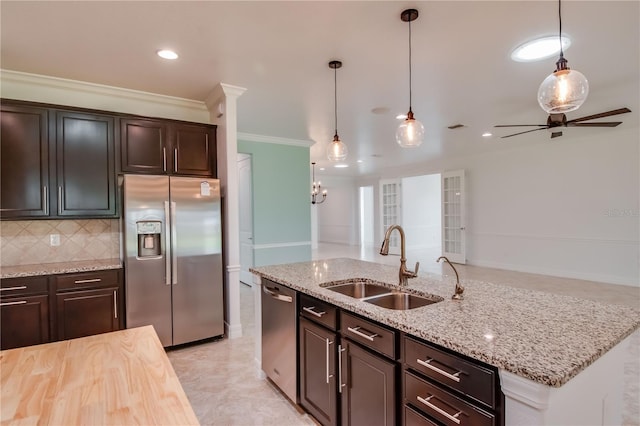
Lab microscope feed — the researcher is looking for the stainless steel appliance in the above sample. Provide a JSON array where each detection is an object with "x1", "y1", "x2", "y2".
[
  {"x1": 123, "y1": 175, "x2": 224, "y2": 347},
  {"x1": 261, "y1": 280, "x2": 297, "y2": 402}
]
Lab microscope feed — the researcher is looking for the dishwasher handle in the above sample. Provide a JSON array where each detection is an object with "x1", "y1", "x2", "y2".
[{"x1": 263, "y1": 285, "x2": 293, "y2": 303}]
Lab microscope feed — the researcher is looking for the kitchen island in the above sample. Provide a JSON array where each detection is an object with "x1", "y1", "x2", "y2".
[
  {"x1": 251, "y1": 258, "x2": 640, "y2": 425},
  {"x1": 0, "y1": 325, "x2": 198, "y2": 425}
]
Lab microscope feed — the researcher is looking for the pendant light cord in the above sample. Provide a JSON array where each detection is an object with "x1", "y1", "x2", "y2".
[
  {"x1": 408, "y1": 16, "x2": 413, "y2": 113},
  {"x1": 334, "y1": 66, "x2": 338, "y2": 137},
  {"x1": 558, "y1": 0, "x2": 563, "y2": 56}
]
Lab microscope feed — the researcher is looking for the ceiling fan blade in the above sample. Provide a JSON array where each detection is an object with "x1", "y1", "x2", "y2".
[
  {"x1": 494, "y1": 124, "x2": 547, "y2": 128},
  {"x1": 568, "y1": 108, "x2": 631, "y2": 123},
  {"x1": 500, "y1": 128, "x2": 548, "y2": 138},
  {"x1": 570, "y1": 122, "x2": 623, "y2": 127},
  {"x1": 550, "y1": 131, "x2": 563, "y2": 139}
]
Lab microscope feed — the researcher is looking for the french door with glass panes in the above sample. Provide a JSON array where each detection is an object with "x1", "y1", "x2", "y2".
[
  {"x1": 442, "y1": 170, "x2": 466, "y2": 264},
  {"x1": 380, "y1": 179, "x2": 401, "y2": 255}
]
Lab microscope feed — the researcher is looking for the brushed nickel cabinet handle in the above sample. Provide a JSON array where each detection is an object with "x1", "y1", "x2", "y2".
[
  {"x1": 338, "y1": 345, "x2": 346, "y2": 393},
  {"x1": 417, "y1": 358, "x2": 461, "y2": 382},
  {"x1": 162, "y1": 147, "x2": 167, "y2": 172},
  {"x1": 113, "y1": 290, "x2": 118, "y2": 319},
  {"x1": 0, "y1": 286, "x2": 27, "y2": 292},
  {"x1": 302, "y1": 306, "x2": 326, "y2": 318},
  {"x1": 57, "y1": 186, "x2": 62, "y2": 214},
  {"x1": 0, "y1": 300, "x2": 28, "y2": 307},
  {"x1": 417, "y1": 395, "x2": 462, "y2": 424},
  {"x1": 43, "y1": 186, "x2": 48, "y2": 215},
  {"x1": 347, "y1": 326, "x2": 378, "y2": 342},
  {"x1": 74, "y1": 278, "x2": 101, "y2": 284},
  {"x1": 325, "y1": 338, "x2": 334, "y2": 384},
  {"x1": 174, "y1": 148, "x2": 178, "y2": 173}
]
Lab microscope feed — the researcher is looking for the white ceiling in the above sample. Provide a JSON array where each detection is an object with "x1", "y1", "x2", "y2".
[{"x1": 1, "y1": 1, "x2": 638, "y2": 176}]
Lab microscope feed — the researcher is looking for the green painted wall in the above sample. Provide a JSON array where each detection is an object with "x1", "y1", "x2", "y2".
[{"x1": 238, "y1": 140, "x2": 311, "y2": 266}]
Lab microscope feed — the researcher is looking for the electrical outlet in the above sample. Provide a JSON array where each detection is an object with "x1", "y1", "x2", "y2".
[{"x1": 50, "y1": 234, "x2": 61, "y2": 246}]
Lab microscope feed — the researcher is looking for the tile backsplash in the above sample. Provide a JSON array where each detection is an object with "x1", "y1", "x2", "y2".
[{"x1": 0, "y1": 219, "x2": 120, "y2": 267}]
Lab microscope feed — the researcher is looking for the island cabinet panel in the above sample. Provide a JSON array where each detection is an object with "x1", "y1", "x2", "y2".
[
  {"x1": 299, "y1": 317, "x2": 338, "y2": 426},
  {"x1": 0, "y1": 103, "x2": 50, "y2": 218},
  {"x1": 340, "y1": 339, "x2": 397, "y2": 426},
  {"x1": 0, "y1": 276, "x2": 51, "y2": 350},
  {"x1": 54, "y1": 269, "x2": 123, "y2": 341},
  {"x1": 55, "y1": 111, "x2": 117, "y2": 218},
  {"x1": 120, "y1": 118, "x2": 217, "y2": 177}
]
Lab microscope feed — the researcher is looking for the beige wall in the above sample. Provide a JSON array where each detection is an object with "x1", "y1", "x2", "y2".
[{"x1": 0, "y1": 219, "x2": 120, "y2": 267}]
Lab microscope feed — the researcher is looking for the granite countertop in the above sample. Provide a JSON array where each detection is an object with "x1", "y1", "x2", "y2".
[
  {"x1": 1, "y1": 259, "x2": 122, "y2": 279},
  {"x1": 251, "y1": 258, "x2": 640, "y2": 388}
]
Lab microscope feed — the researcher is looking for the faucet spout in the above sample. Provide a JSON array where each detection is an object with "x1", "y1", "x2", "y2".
[
  {"x1": 380, "y1": 225, "x2": 419, "y2": 286},
  {"x1": 436, "y1": 256, "x2": 464, "y2": 300}
]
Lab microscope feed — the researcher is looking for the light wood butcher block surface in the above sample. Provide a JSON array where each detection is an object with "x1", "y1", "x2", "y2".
[{"x1": 0, "y1": 325, "x2": 199, "y2": 425}]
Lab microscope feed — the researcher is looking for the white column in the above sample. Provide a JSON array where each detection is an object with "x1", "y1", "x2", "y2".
[{"x1": 206, "y1": 83, "x2": 247, "y2": 339}]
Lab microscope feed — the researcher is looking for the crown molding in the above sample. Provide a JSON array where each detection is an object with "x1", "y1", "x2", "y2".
[
  {"x1": 238, "y1": 132, "x2": 314, "y2": 148},
  {"x1": 0, "y1": 69, "x2": 209, "y2": 113}
]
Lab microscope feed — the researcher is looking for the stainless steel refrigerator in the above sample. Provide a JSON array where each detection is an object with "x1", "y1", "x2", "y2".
[{"x1": 123, "y1": 174, "x2": 224, "y2": 347}]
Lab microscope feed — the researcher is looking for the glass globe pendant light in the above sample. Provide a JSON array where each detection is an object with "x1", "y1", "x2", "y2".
[
  {"x1": 396, "y1": 9, "x2": 424, "y2": 148},
  {"x1": 537, "y1": 0, "x2": 589, "y2": 114},
  {"x1": 327, "y1": 60, "x2": 348, "y2": 162}
]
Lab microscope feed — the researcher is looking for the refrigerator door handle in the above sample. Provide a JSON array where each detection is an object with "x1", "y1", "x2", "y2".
[
  {"x1": 171, "y1": 201, "x2": 178, "y2": 285},
  {"x1": 164, "y1": 201, "x2": 171, "y2": 285}
]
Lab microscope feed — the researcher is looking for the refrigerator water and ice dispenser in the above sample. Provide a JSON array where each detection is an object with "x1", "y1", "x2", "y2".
[{"x1": 136, "y1": 221, "x2": 162, "y2": 258}]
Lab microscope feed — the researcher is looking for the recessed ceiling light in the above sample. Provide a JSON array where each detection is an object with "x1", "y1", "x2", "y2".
[
  {"x1": 157, "y1": 49, "x2": 178, "y2": 60},
  {"x1": 511, "y1": 36, "x2": 571, "y2": 62},
  {"x1": 396, "y1": 114, "x2": 407, "y2": 120},
  {"x1": 482, "y1": 132, "x2": 493, "y2": 137},
  {"x1": 371, "y1": 107, "x2": 390, "y2": 115},
  {"x1": 357, "y1": 160, "x2": 363, "y2": 163},
  {"x1": 319, "y1": 167, "x2": 325, "y2": 171},
  {"x1": 334, "y1": 164, "x2": 349, "y2": 168}
]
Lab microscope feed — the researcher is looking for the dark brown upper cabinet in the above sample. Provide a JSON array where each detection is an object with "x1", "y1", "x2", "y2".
[
  {"x1": 121, "y1": 118, "x2": 216, "y2": 177},
  {"x1": 1, "y1": 100, "x2": 118, "y2": 220},
  {"x1": 0, "y1": 103, "x2": 50, "y2": 218},
  {"x1": 55, "y1": 111, "x2": 117, "y2": 217}
]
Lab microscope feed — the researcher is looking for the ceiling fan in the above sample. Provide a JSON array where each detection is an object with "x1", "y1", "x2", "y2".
[{"x1": 494, "y1": 108, "x2": 631, "y2": 139}]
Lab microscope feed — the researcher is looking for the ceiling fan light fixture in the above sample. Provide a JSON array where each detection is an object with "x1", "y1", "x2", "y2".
[
  {"x1": 396, "y1": 9, "x2": 424, "y2": 148},
  {"x1": 327, "y1": 60, "x2": 349, "y2": 162},
  {"x1": 537, "y1": 0, "x2": 589, "y2": 114}
]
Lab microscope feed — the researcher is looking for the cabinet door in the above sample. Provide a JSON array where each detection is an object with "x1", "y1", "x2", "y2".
[
  {"x1": 299, "y1": 317, "x2": 338, "y2": 426},
  {"x1": 55, "y1": 111, "x2": 117, "y2": 217},
  {"x1": 120, "y1": 118, "x2": 168, "y2": 174},
  {"x1": 341, "y1": 340, "x2": 397, "y2": 426},
  {"x1": 56, "y1": 287, "x2": 119, "y2": 340},
  {"x1": 170, "y1": 123, "x2": 216, "y2": 176},
  {"x1": 0, "y1": 295, "x2": 50, "y2": 350},
  {"x1": 0, "y1": 103, "x2": 50, "y2": 218}
]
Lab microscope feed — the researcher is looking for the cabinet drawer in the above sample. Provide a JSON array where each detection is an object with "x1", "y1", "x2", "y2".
[
  {"x1": 404, "y1": 336, "x2": 495, "y2": 409},
  {"x1": 0, "y1": 276, "x2": 48, "y2": 297},
  {"x1": 299, "y1": 293, "x2": 337, "y2": 330},
  {"x1": 405, "y1": 371, "x2": 495, "y2": 426},
  {"x1": 404, "y1": 405, "x2": 439, "y2": 426},
  {"x1": 55, "y1": 269, "x2": 120, "y2": 291},
  {"x1": 341, "y1": 311, "x2": 397, "y2": 359}
]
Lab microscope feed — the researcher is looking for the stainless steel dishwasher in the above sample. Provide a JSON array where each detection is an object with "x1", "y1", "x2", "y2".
[{"x1": 261, "y1": 279, "x2": 297, "y2": 402}]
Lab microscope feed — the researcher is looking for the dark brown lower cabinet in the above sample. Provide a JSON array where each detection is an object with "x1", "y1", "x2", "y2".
[
  {"x1": 340, "y1": 339, "x2": 396, "y2": 426},
  {"x1": 0, "y1": 294, "x2": 50, "y2": 350},
  {"x1": 56, "y1": 287, "x2": 120, "y2": 340},
  {"x1": 299, "y1": 317, "x2": 338, "y2": 426}
]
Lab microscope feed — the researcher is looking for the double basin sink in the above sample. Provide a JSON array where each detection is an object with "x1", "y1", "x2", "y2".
[{"x1": 325, "y1": 281, "x2": 441, "y2": 310}]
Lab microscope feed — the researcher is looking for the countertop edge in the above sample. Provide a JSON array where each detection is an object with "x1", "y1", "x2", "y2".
[{"x1": 1, "y1": 260, "x2": 123, "y2": 279}]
